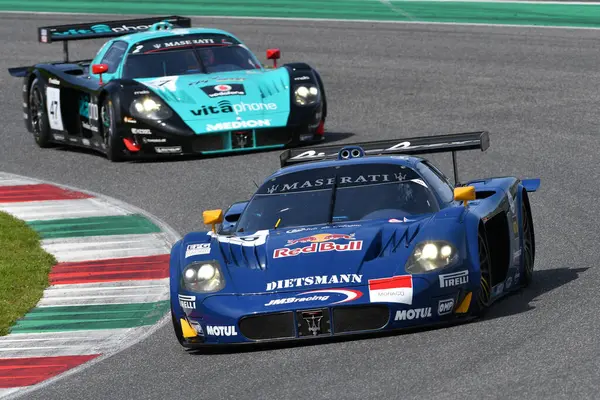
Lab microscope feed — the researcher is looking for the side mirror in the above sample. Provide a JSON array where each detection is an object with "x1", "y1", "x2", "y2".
[
  {"x1": 91, "y1": 63, "x2": 109, "y2": 85},
  {"x1": 203, "y1": 209, "x2": 224, "y2": 232},
  {"x1": 454, "y1": 186, "x2": 476, "y2": 207},
  {"x1": 266, "y1": 48, "x2": 281, "y2": 68}
]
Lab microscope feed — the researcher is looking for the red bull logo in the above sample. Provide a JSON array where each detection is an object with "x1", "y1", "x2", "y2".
[
  {"x1": 274, "y1": 240, "x2": 363, "y2": 259},
  {"x1": 286, "y1": 233, "x2": 355, "y2": 246}
]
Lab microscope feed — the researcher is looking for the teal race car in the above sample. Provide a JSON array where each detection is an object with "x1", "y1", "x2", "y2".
[{"x1": 8, "y1": 16, "x2": 327, "y2": 161}]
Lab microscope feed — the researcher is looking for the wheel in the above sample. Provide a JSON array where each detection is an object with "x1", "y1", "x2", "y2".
[
  {"x1": 521, "y1": 197, "x2": 535, "y2": 287},
  {"x1": 100, "y1": 97, "x2": 126, "y2": 162},
  {"x1": 28, "y1": 78, "x2": 53, "y2": 148},
  {"x1": 473, "y1": 230, "x2": 492, "y2": 317},
  {"x1": 171, "y1": 305, "x2": 185, "y2": 346}
]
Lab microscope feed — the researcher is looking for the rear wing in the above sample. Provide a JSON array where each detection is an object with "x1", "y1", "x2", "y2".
[
  {"x1": 279, "y1": 131, "x2": 490, "y2": 184},
  {"x1": 37, "y1": 15, "x2": 191, "y2": 62}
]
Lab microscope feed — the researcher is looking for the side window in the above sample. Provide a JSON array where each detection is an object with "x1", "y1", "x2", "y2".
[
  {"x1": 100, "y1": 41, "x2": 128, "y2": 74},
  {"x1": 416, "y1": 161, "x2": 455, "y2": 204}
]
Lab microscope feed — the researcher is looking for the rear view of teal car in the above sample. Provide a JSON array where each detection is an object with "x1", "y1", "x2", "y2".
[{"x1": 8, "y1": 16, "x2": 327, "y2": 161}]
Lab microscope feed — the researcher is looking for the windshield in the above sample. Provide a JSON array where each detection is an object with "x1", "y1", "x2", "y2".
[
  {"x1": 236, "y1": 164, "x2": 439, "y2": 233},
  {"x1": 122, "y1": 40, "x2": 261, "y2": 79}
]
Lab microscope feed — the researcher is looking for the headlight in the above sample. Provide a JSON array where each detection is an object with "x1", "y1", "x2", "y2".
[
  {"x1": 181, "y1": 261, "x2": 225, "y2": 293},
  {"x1": 129, "y1": 96, "x2": 173, "y2": 120},
  {"x1": 405, "y1": 241, "x2": 458, "y2": 274},
  {"x1": 294, "y1": 84, "x2": 319, "y2": 106}
]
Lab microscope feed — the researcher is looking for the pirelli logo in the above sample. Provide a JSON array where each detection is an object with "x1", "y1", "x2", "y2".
[{"x1": 439, "y1": 270, "x2": 469, "y2": 288}]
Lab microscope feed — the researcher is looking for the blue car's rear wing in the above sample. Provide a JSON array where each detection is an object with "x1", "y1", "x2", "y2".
[
  {"x1": 279, "y1": 131, "x2": 490, "y2": 184},
  {"x1": 36, "y1": 15, "x2": 191, "y2": 62}
]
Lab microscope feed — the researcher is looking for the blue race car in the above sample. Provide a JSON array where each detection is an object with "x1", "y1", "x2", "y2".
[
  {"x1": 169, "y1": 131, "x2": 540, "y2": 347},
  {"x1": 8, "y1": 16, "x2": 326, "y2": 161}
]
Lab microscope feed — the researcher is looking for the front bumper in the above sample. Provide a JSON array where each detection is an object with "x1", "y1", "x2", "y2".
[
  {"x1": 121, "y1": 124, "x2": 323, "y2": 157},
  {"x1": 175, "y1": 279, "x2": 476, "y2": 347}
]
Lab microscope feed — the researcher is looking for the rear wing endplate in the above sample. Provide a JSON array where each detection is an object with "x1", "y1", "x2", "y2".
[
  {"x1": 37, "y1": 15, "x2": 191, "y2": 62},
  {"x1": 279, "y1": 131, "x2": 490, "y2": 184}
]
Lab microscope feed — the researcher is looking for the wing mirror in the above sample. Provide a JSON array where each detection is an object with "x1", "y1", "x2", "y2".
[
  {"x1": 454, "y1": 186, "x2": 476, "y2": 207},
  {"x1": 91, "y1": 63, "x2": 109, "y2": 85},
  {"x1": 266, "y1": 48, "x2": 281, "y2": 68},
  {"x1": 203, "y1": 209, "x2": 224, "y2": 232}
]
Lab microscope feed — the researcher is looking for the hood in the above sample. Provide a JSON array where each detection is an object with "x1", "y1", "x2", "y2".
[
  {"x1": 190, "y1": 210, "x2": 466, "y2": 294},
  {"x1": 134, "y1": 69, "x2": 291, "y2": 134}
]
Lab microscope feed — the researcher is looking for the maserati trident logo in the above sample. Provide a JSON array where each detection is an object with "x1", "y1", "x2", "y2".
[
  {"x1": 302, "y1": 310, "x2": 324, "y2": 336},
  {"x1": 235, "y1": 132, "x2": 249, "y2": 148}
]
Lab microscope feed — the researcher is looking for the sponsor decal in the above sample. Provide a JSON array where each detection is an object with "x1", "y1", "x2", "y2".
[
  {"x1": 206, "y1": 119, "x2": 271, "y2": 132},
  {"x1": 178, "y1": 294, "x2": 196, "y2": 309},
  {"x1": 265, "y1": 289, "x2": 362, "y2": 306},
  {"x1": 48, "y1": 78, "x2": 60, "y2": 85},
  {"x1": 81, "y1": 121, "x2": 98, "y2": 133},
  {"x1": 132, "y1": 128, "x2": 151, "y2": 135},
  {"x1": 294, "y1": 75, "x2": 310, "y2": 81},
  {"x1": 191, "y1": 100, "x2": 277, "y2": 117},
  {"x1": 82, "y1": 138, "x2": 90, "y2": 146},
  {"x1": 185, "y1": 243, "x2": 211, "y2": 258},
  {"x1": 266, "y1": 274, "x2": 363, "y2": 291},
  {"x1": 52, "y1": 134, "x2": 65, "y2": 141},
  {"x1": 68, "y1": 137, "x2": 78, "y2": 143},
  {"x1": 273, "y1": 241, "x2": 363, "y2": 259},
  {"x1": 368, "y1": 275, "x2": 413, "y2": 304},
  {"x1": 389, "y1": 217, "x2": 410, "y2": 223},
  {"x1": 492, "y1": 283, "x2": 504, "y2": 297},
  {"x1": 411, "y1": 179, "x2": 428, "y2": 188},
  {"x1": 164, "y1": 38, "x2": 215, "y2": 47},
  {"x1": 286, "y1": 227, "x2": 318, "y2": 234},
  {"x1": 512, "y1": 249, "x2": 522, "y2": 264},
  {"x1": 394, "y1": 307, "x2": 432, "y2": 321},
  {"x1": 216, "y1": 77, "x2": 245, "y2": 82},
  {"x1": 52, "y1": 23, "x2": 152, "y2": 37},
  {"x1": 201, "y1": 83, "x2": 245, "y2": 98},
  {"x1": 265, "y1": 173, "x2": 410, "y2": 194},
  {"x1": 143, "y1": 138, "x2": 166, "y2": 143},
  {"x1": 438, "y1": 298, "x2": 454, "y2": 315},
  {"x1": 439, "y1": 270, "x2": 469, "y2": 288},
  {"x1": 206, "y1": 325, "x2": 238, "y2": 337},
  {"x1": 155, "y1": 146, "x2": 182, "y2": 154},
  {"x1": 287, "y1": 233, "x2": 355, "y2": 246},
  {"x1": 215, "y1": 84, "x2": 232, "y2": 92},
  {"x1": 134, "y1": 90, "x2": 149, "y2": 95},
  {"x1": 124, "y1": 116, "x2": 137, "y2": 124}
]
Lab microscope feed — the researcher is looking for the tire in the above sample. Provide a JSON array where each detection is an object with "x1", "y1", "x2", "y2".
[
  {"x1": 521, "y1": 196, "x2": 535, "y2": 287},
  {"x1": 472, "y1": 230, "x2": 492, "y2": 317},
  {"x1": 171, "y1": 305, "x2": 186, "y2": 346},
  {"x1": 28, "y1": 78, "x2": 53, "y2": 148},
  {"x1": 100, "y1": 97, "x2": 126, "y2": 162}
]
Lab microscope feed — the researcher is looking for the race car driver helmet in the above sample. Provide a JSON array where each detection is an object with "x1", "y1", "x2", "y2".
[{"x1": 199, "y1": 48, "x2": 216, "y2": 67}]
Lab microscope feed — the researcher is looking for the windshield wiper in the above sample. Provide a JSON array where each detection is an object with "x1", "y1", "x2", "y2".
[{"x1": 327, "y1": 175, "x2": 338, "y2": 224}]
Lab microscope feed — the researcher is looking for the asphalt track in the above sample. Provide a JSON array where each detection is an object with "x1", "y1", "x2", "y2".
[{"x1": 1, "y1": 13, "x2": 599, "y2": 400}]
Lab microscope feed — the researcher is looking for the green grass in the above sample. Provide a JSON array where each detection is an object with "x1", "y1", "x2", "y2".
[{"x1": 0, "y1": 211, "x2": 56, "y2": 336}]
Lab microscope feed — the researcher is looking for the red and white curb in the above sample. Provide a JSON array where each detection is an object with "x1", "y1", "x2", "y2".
[{"x1": 0, "y1": 172, "x2": 180, "y2": 399}]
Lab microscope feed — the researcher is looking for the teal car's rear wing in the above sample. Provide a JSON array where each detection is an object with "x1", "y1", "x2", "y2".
[
  {"x1": 37, "y1": 15, "x2": 191, "y2": 62},
  {"x1": 279, "y1": 131, "x2": 490, "y2": 184}
]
